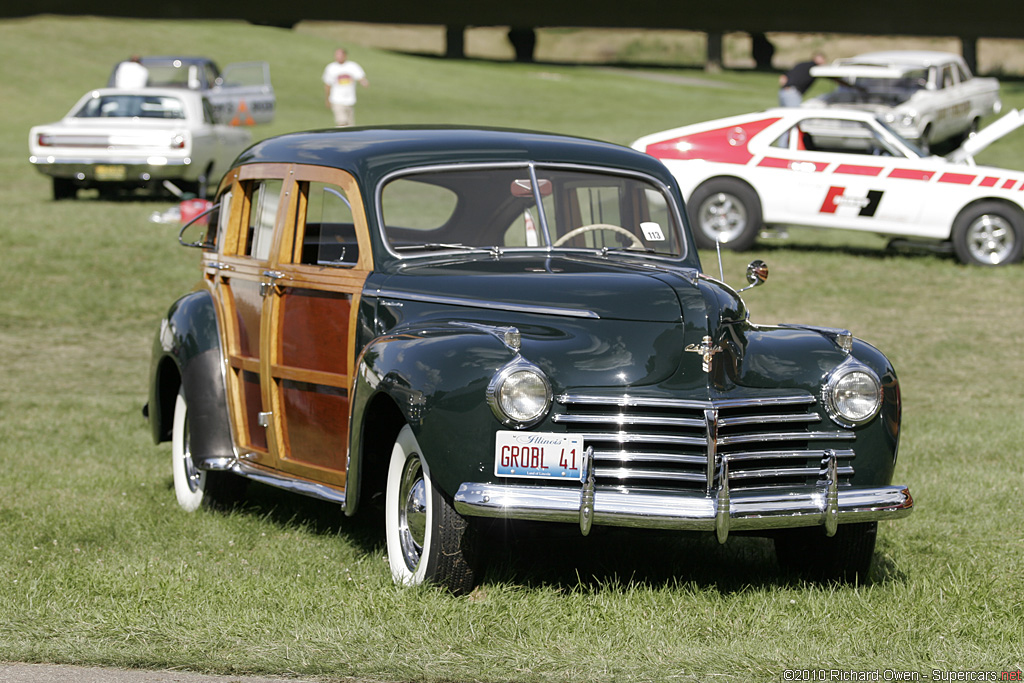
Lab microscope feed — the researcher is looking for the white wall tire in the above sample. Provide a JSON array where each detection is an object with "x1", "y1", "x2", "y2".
[
  {"x1": 171, "y1": 388, "x2": 206, "y2": 512},
  {"x1": 384, "y1": 425, "x2": 479, "y2": 594}
]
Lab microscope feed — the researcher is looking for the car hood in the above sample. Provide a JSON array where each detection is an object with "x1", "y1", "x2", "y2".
[
  {"x1": 375, "y1": 254, "x2": 707, "y2": 323},
  {"x1": 947, "y1": 108, "x2": 1024, "y2": 163}
]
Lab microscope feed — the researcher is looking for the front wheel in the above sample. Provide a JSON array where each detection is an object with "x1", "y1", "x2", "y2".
[
  {"x1": 774, "y1": 521, "x2": 877, "y2": 584},
  {"x1": 951, "y1": 201, "x2": 1024, "y2": 266},
  {"x1": 171, "y1": 387, "x2": 245, "y2": 511},
  {"x1": 687, "y1": 179, "x2": 762, "y2": 250},
  {"x1": 385, "y1": 425, "x2": 479, "y2": 594}
]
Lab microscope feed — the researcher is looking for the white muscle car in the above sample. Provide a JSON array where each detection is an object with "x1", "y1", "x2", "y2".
[
  {"x1": 632, "y1": 106, "x2": 1024, "y2": 266},
  {"x1": 108, "y1": 57, "x2": 275, "y2": 126},
  {"x1": 29, "y1": 88, "x2": 251, "y2": 200},
  {"x1": 805, "y1": 51, "x2": 1001, "y2": 154}
]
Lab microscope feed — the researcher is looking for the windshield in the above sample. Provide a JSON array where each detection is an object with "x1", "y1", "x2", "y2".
[
  {"x1": 380, "y1": 165, "x2": 685, "y2": 258},
  {"x1": 74, "y1": 94, "x2": 186, "y2": 119},
  {"x1": 874, "y1": 117, "x2": 926, "y2": 157}
]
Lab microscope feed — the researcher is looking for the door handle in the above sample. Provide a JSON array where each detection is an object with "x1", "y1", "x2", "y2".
[{"x1": 260, "y1": 270, "x2": 289, "y2": 297}]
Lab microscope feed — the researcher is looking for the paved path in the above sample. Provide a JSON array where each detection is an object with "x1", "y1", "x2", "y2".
[{"x1": 0, "y1": 664, "x2": 327, "y2": 683}]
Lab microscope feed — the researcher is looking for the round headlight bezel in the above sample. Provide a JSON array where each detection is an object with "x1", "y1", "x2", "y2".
[
  {"x1": 487, "y1": 358, "x2": 552, "y2": 429},
  {"x1": 822, "y1": 360, "x2": 883, "y2": 427}
]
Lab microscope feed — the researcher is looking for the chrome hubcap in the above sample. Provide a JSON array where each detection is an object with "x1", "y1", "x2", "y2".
[
  {"x1": 397, "y1": 456, "x2": 428, "y2": 571},
  {"x1": 699, "y1": 192, "x2": 747, "y2": 243},
  {"x1": 967, "y1": 214, "x2": 1014, "y2": 264}
]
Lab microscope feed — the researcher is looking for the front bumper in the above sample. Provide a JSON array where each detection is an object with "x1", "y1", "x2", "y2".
[
  {"x1": 28, "y1": 155, "x2": 192, "y2": 181},
  {"x1": 455, "y1": 481, "x2": 912, "y2": 542}
]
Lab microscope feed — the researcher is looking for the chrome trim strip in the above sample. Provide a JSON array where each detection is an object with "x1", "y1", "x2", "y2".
[
  {"x1": 718, "y1": 413, "x2": 820, "y2": 427},
  {"x1": 230, "y1": 461, "x2": 347, "y2": 505},
  {"x1": 727, "y1": 448, "x2": 855, "y2": 462},
  {"x1": 596, "y1": 467, "x2": 706, "y2": 482},
  {"x1": 557, "y1": 393, "x2": 816, "y2": 410},
  {"x1": 454, "y1": 482, "x2": 913, "y2": 533},
  {"x1": 552, "y1": 413, "x2": 706, "y2": 428},
  {"x1": 718, "y1": 430, "x2": 855, "y2": 445},
  {"x1": 593, "y1": 450, "x2": 707, "y2": 465},
  {"x1": 373, "y1": 289, "x2": 600, "y2": 319},
  {"x1": 577, "y1": 432, "x2": 707, "y2": 446}
]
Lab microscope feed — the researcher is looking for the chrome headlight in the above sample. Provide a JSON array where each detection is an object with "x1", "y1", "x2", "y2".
[
  {"x1": 823, "y1": 360, "x2": 882, "y2": 427},
  {"x1": 487, "y1": 358, "x2": 551, "y2": 429}
]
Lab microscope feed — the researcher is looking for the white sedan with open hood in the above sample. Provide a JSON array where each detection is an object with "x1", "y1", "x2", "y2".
[
  {"x1": 28, "y1": 88, "x2": 251, "y2": 200},
  {"x1": 805, "y1": 51, "x2": 1000, "y2": 154},
  {"x1": 632, "y1": 106, "x2": 1024, "y2": 265}
]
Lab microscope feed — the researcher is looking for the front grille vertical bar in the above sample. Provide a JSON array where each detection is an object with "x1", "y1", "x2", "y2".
[{"x1": 704, "y1": 408, "x2": 719, "y2": 494}]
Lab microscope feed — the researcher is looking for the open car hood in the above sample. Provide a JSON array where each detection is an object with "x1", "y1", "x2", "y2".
[
  {"x1": 947, "y1": 109, "x2": 1024, "y2": 164},
  {"x1": 811, "y1": 64, "x2": 912, "y2": 79}
]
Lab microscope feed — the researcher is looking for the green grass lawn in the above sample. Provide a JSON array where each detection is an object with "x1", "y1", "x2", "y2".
[{"x1": 1, "y1": 15, "x2": 1023, "y2": 683}]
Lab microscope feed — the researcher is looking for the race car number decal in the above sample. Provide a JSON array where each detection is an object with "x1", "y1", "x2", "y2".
[{"x1": 820, "y1": 186, "x2": 884, "y2": 217}]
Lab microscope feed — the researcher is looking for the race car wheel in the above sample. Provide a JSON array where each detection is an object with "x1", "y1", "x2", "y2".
[
  {"x1": 688, "y1": 179, "x2": 762, "y2": 251},
  {"x1": 952, "y1": 201, "x2": 1024, "y2": 266},
  {"x1": 774, "y1": 521, "x2": 877, "y2": 584},
  {"x1": 385, "y1": 425, "x2": 480, "y2": 594}
]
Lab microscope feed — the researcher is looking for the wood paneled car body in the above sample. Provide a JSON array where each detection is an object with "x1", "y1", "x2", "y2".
[{"x1": 146, "y1": 127, "x2": 913, "y2": 592}]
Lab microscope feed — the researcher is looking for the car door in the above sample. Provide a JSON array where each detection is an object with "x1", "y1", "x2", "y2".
[
  {"x1": 756, "y1": 116, "x2": 930, "y2": 235},
  {"x1": 207, "y1": 164, "x2": 288, "y2": 470},
  {"x1": 209, "y1": 62, "x2": 275, "y2": 125},
  {"x1": 260, "y1": 165, "x2": 372, "y2": 488}
]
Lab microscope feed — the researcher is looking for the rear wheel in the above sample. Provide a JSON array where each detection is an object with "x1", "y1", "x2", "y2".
[
  {"x1": 952, "y1": 201, "x2": 1024, "y2": 266},
  {"x1": 687, "y1": 179, "x2": 762, "y2": 250},
  {"x1": 52, "y1": 178, "x2": 75, "y2": 200},
  {"x1": 774, "y1": 522, "x2": 877, "y2": 584},
  {"x1": 385, "y1": 425, "x2": 479, "y2": 594},
  {"x1": 171, "y1": 387, "x2": 245, "y2": 511}
]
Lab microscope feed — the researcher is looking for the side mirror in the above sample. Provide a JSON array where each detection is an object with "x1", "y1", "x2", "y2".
[{"x1": 738, "y1": 259, "x2": 768, "y2": 292}]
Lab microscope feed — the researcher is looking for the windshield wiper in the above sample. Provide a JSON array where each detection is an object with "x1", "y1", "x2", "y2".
[{"x1": 396, "y1": 243, "x2": 503, "y2": 257}]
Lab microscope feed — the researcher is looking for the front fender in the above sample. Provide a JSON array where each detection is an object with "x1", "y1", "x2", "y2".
[
  {"x1": 349, "y1": 325, "x2": 519, "y2": 509},
  {"x1": 147, "y1": 288, "x2": 235, "y2": 465}
]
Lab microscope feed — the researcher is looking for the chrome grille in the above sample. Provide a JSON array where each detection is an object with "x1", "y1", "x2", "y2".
[{"x1": 553, "y1": 393, "x2": 855, "y2": 491}]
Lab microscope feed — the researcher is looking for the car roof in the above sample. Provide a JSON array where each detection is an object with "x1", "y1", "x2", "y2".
[
  {"x1": 837, "y1": 50, "x2": 961, "y2": 68},
  {"x1": 79, "y1": 87, "x2": 204, "y2": 100},
  {"x1": 234, "y1": 126, "x2": 680, "y2": 190}
]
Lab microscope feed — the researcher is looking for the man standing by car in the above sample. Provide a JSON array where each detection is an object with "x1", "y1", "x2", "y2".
[
  {"x1": 322, "y1": 48, "x2": 369, "y2": 127},
  {"x1": 778, "y1": 52, "x2": 826, "y2": 106},
  {"x1": 114, "y1": 55, "x2": 148, "y2": 89}
]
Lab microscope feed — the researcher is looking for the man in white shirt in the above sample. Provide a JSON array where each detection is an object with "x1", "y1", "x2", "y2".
[
  {"x1": 322, "y1": 48, "x2": 369, "y2": 127},
  {"x1": 114, "y1": 55, "x2": 149, "y2": 89}
]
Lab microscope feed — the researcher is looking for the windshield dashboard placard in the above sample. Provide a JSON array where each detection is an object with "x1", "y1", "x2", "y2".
[{"x1": 495, "y1": 431, "x2": 584, "y2": 480}]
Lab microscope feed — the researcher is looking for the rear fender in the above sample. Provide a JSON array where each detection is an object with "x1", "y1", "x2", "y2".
[{"x1": 148, "y1": 289, "x2": 235, "y2": 466}]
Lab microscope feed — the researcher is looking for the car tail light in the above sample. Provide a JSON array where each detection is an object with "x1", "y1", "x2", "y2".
[
  {"x1": 170, "y1": 133, "x2": 187, "y2": 149},
  {"x1": 37, "y1": 133, "x2": 54, "y2": 147}
]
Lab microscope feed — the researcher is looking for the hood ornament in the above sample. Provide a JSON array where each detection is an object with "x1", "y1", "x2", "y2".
[{"x1": 686, "y1": 335, "x2": 722, "y2": 373}]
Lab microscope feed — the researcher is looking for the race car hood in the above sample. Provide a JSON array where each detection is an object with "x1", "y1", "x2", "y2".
[{"x1": 947, "y1": 108, "x2": 1024, "y2": 163}]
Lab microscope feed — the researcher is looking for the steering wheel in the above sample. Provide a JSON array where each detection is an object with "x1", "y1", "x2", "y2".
[{"x1": 553, "y1": 223, "x2": 644, "y2": 249}]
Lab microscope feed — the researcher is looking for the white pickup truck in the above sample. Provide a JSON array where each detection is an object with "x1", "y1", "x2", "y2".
[{"x1": 806, "y1": 50, "x2": 1000, "y2": 154}]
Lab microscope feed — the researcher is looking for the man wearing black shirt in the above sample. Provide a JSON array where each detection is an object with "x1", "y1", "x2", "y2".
[{"x1": 779, "y1": 52, "x2": 826, "y2": 106}]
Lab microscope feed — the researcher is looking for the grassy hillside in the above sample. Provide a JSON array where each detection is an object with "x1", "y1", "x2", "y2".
[{"x1": 1, "y1": 15, "x2": 1023, "y2": 683}]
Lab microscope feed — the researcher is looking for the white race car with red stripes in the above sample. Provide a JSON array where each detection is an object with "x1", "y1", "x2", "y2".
[{"x1": 632, "y1": 107, "x2": 1024, "y2": 265}]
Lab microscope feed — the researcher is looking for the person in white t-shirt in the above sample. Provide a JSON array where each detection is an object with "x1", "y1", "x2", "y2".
[
  {"x1": 322, "y1": 48, "x2": 369, "y2": 127},
  {"x1": 114, "y1": 55, "x2": 149, "y2": 89}
]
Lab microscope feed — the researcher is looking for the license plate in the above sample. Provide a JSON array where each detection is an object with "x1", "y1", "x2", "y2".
[
  {"x1": 494, "y1": 431, "x2": 584, "y2": 480},
  {"x1": 94, "y1": 164, "x2": 126, "y2": 181}
]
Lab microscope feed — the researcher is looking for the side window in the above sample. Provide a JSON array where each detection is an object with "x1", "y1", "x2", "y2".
[
  {"x1": 941, "y1": 65, "x2": 955, "y2": 89},
  {"x1": 299, "y1": 182, "x2": 359, "y2": 267},
  {"x1": 245, "y1": 179, "x2": 282, "y2": 260}
]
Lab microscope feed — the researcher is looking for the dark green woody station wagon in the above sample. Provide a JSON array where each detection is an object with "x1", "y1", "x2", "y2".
[{"x1": 146, "y1": 126, "x2": 913, "y2": 593}]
